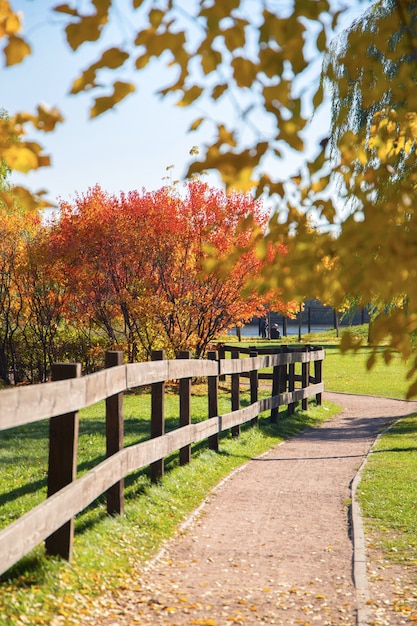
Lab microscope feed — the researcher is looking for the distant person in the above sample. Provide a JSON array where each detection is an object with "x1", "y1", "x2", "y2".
[
  {"x1": 271, "y1": 323, "x2": 280, "y2": 339},
  {"x1": 260, "y1": 317, "x2": 268, "y2": 339}
]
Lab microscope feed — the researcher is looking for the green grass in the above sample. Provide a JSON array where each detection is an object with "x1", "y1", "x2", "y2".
[
  {"x1": 0, "y1": 384, "x2": 336, "y2": 625},
  {"x1": 357, "y1": 414, "x2": 417, "y2": 564},
  {"x1": 323, "y1": 345, "x2": 412, "y2": 398},
  {"x1": 1, "y1": 326, "x2": 417, "y2": 623},
  {"x1": 223, "y1": 324, "x2": 413, "y2": 399}
]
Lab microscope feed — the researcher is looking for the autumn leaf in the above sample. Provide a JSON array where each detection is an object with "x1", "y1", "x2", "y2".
[
  {"x1": 65, "y1": 10, "x2": 109, "y2": 51},
  {"x1": 189, "y1": 118, "x2": 204, "y2": 131},
  {"x1": 90, "y1": 81, "x2": 135, "y2": 117},
  {"x1": 53, "y1": 3, "x2": 78, "y2": 17},
  {"x1": 3, "y1": 144, "x2": 39, "y2": 172},
  {"x1": 177, "y1": 85, "x2": 204, "y2": 107},
  {"x1": 4, "y1": 35, "x2": 31, "y2": 65}
]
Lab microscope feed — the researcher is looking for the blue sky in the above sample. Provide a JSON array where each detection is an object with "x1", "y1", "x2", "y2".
[{"x1": 2, "y1": 1, "x2": 368, "y2": 206}]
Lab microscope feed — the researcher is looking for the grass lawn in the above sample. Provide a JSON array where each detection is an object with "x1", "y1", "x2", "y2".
[
  {"x1": 357, "y1": 414, "x2": 417, "y2": 564},
  {"x1": 323, "y1": 344, "x2": 412, "y2": 398},
  {"x1": 223, "y1": 324, "x2": 413, "y2": 399},
  {"x1": 0, "y1": 326, "x2": 416, "y2": 624}
]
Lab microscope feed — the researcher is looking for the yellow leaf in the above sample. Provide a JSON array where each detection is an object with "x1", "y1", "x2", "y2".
[
  {"x1": 90, "y1": 81, "x2": 135, "y2": 117},
  {"x1": 259, "y1": 45, "x2": 284, "y2": 78},
  {"x1": 263, "y1": 81, "x2": 291, "y2": 109},
  {"x1": 231, "y1": 56, "x2": 257, "y2": 88},
  {"x1": 255, "y1": 238, "x2": 268, "y2": 261},
  {"x1": 1, "y1": 186, "x2": 50, "y2": 212},
  {"x1": 406, "y1": 378, "x2": 417, "y2": 400},
  {"x1": 189, "y1": 118, "x2": 204, "y2": 131},
  {"x1": 212, "y1": 83, "x2": 227, "y2": 100},
  {"x1": 37, "y1": 155, "x2": 51, "y2": 167},
  {"x1": 95, "y1": 46, "x2": 129, "y2": 70},
  {"x1": 366, "y1": 353, "x2": 376, "y2": 371},
  {"x1": 135, "y1": 53, "x2": 149, "y2": 70},
  {"x1": 4, "y1": 144, "x2": 38, "y2": 172},
  {"x1": 4, "y1": 11, "x2": 22, "y2": 35},
  {"x1": 4, "y1": 35, "x2": 31, "y2": 66},
  {"x1": 218, "y1": 124, "x2": 236, "y2": 147},
  {"x1": 66, "y1": 13, "x2": 108, "y2": 51},
  {"x1": 201, "y1": 48, "x2": 222, "y2": 75},
  {"x1": 313, "y1": 83, "x2": 324, "y2": 108},
  {"x1": 149, "y1": 8, "x2": 164, "y2": 28},
  {"x1": 71, "y1": 67, "x2": 97, "y2": 94},
  {"x1": 72, "y1": 47, "x2": 129, "y2": 94},
  {"x1": 35, "y1": 104, "x2": 64, "y2": 131},
  {"x1": 231, "y1": 166, "x2": 257, "y2": 192},
  {"x1": 177, "y1": 85, "x2": 203, "y2": 106},
  {"x1": 223, "y1": 24, "x2": 245, "y2": 51},
  {"x1": 279, "y1": 118, "x2": 305, "y2": 150},
  {"x1": 311, "y1": 174, "x2": 331, "y2": 193},
  {"x1": 316, "y1": 26, "x2": 327, "y2": 52},
  {"x1": 53, "y1": 3, "x2": 78, "y2": 16}
]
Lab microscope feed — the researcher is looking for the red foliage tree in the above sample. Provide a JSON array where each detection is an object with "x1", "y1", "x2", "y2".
[{"x1": 50, "y1": 181, "x2": 292, "y2": 359}]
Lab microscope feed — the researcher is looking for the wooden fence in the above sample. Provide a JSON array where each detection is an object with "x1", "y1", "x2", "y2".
[{"x1": 0, "y1": 344, "x2": 324, "y2": 577}]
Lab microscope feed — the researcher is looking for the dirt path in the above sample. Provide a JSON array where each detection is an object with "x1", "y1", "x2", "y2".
[{"x1": 85, "y1": 393, "x2": 417, "y2": 626}]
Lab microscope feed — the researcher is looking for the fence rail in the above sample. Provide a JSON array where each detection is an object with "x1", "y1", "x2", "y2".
[{"x1": 0, "y1": 345, "x2": 324, "y2": 577}]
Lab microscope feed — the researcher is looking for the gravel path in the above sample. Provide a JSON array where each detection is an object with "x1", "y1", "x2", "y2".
[{"x1": 86, "y1": 392, "x2": 417, "y2": 626}]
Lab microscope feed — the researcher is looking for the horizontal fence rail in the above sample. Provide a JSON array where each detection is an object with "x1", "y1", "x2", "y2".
[{"x1": 0, "y1": 345, "x2": 324, "y2": 576}]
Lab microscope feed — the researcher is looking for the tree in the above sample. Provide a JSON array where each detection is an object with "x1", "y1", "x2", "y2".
[
  {"x1": 127, "y1": 180, "x2": 292, "y2": 356},
  {"x1": 49, "y1": 185, "x2": 145, "y2": 360},
  {"x1": 300, "y1": 1, "x2": 417, "y2": 392},
  {"x1": 0, "y1": 205, "x2": 41, "y2": 384},
  {"x1": 50, "y1": 181, "x2": 294, "y2": 359},
  {"x1": 20, "y1": 228, "x2": 66, "y2": 382}
]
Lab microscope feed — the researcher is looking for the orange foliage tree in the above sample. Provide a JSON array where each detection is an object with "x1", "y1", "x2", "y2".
[
  {"x1": 20, "y1": 225, "x2": 67, "y2": 381},
  {"x1": 0, "y1": 205, "x2": 45, "y2": 383},
  {"x1": 49, "y1": 180, "x2": 292, "y2": 359},
  {"x1": 0, "y1": 207, "x2": 26, "y2": 383}
]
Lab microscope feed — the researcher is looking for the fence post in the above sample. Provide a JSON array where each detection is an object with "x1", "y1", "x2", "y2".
[
  {"x1": 249, "y1": 349, "x2": 259, "y2": 427},
  {"x1": 45, "y1": 362, "x2": 81, "y2": 561},
  {"x1": 105, "y1": 350, "x2": 124, "y2": 516},
  {"x1": 178, "y1": 350, "x2": 191, "y2": 465},
  {"x1": 278, "y1": 345, "x2": 288, "y2": 394},
  {"x1": 208, "y1": 350, "x2": 219, "y2": 452},
  {"x1": 314, "y1": 346, "x2": 323, "y2": 406},
  {"x1": 270, "y1": 349, "x2": 280, "y2": 424},
  {"x1": 218, "y1": 344, "x2": 226, "y2": 381},
  {"x1": 302, "y1": 345, "x2": 310, "y2": 411},
  {"x1": 151, "y1": 349, "x2": 165, "y2": 483},
  {"x1": 288, "y1": 354, "x2": 296, "y2": 416},
  {"x1": 231, "y1": 350, "x2": 240, "y2": 437},
  {"x1": 270, "y1": 346, "x2": 288, "y2": 424}
]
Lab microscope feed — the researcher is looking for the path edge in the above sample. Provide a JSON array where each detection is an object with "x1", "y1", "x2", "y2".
[{"x1": 351, "y1": 417, "x2": 402, "y2": 626}]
